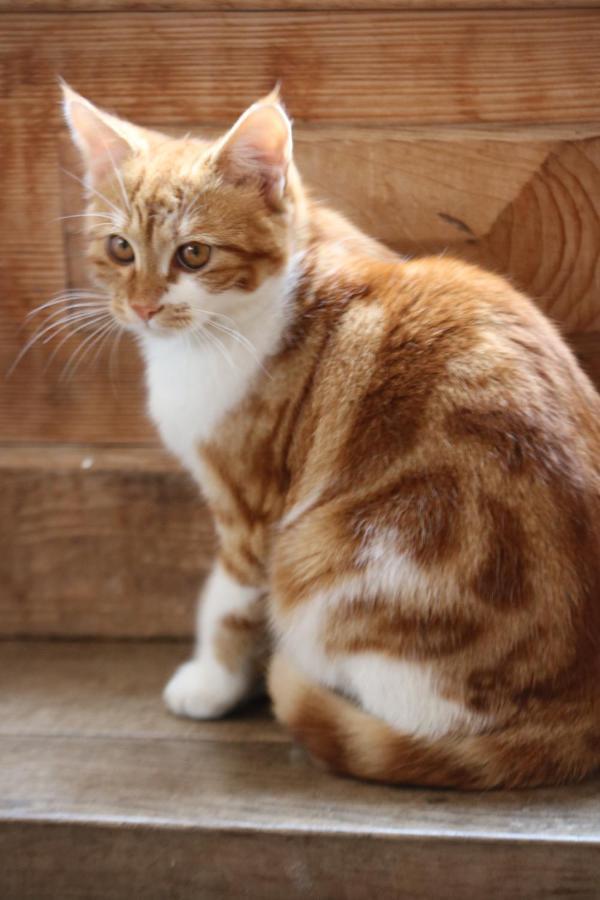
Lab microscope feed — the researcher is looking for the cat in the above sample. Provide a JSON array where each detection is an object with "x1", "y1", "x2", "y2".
[{"x1": 61, "y1": 83, "x2": 600, "y2": 789}]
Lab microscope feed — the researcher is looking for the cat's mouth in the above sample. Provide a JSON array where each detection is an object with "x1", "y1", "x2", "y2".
[{"x1": 110, "y1": 299, "x2": 194, "y2": 335}]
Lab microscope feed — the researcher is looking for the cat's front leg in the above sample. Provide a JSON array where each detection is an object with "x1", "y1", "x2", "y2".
[{"x1": 164, "y1": 560, "x2": 267, "y2": 719}]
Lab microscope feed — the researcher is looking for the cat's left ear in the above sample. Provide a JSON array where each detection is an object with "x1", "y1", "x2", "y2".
[
  {"x1": 212, "y1": 89, "x2": 293, "y2": 207},
  {"x1": 61, "y1": 81, "x2": 146, "y2": 189}
]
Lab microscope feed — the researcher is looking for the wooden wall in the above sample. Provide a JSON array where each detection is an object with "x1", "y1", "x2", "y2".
[{"x1": 1, "y1": 1, "x2": 599, "y2": 636}]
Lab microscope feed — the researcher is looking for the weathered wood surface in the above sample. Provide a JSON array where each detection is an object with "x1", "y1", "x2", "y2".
[
  {"x1": 3, "y1": 0, "x2": 600, "y2": 10},
  {"x1": 4, "y1": 822, "x2": 600, "y2": 900},
  {"x1": 570, "y1": 331, "x2": 600, "y2": 391},
  {"x1": 0, "y1": 641, "x2": 281, "y2": 742},
  {"x1": 0, "y1": 446, "x2": 214, "y2": 638},
  {"x1": 2, "y1": 12, "x2": 599, "y2": 126},
  {"x1": 0, "y1": 641, "x2": 599, "y2": 899}
]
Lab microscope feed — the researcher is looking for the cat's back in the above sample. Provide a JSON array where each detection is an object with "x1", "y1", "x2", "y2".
[
  {"x1": 332, "y1": 253, "x2": 600, "y2": 476},
  {"x1": 283, "y1": 250, "x2": 600, "y2": 522}
]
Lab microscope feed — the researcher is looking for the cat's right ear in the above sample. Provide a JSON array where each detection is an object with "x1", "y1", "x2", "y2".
[
  {"x1": 61, "y1": 81, "x2": 146, "y2": 188},
  {"x1": 211, "y1": 90, "x2": 293, "y2": 208}
]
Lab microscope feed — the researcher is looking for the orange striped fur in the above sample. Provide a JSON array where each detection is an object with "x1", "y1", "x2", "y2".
[{"x1": 64, "y1": 86, "x2": 600, "y2": 788}]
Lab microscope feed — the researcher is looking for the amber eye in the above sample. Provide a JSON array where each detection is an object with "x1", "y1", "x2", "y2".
[
  {"x1": 107, "y1": 235, "x2": 134, "y2": 265},
  {"x1": 176, "y1": 242, "x2": 211, "y2": 271}
]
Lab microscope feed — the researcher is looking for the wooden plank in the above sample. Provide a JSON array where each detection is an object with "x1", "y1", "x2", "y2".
[
  {"x1": 1, "y1": 11, "x2": 599, "y2": 127},
  {"x1": 0, "y1": 444, "x2": 178, "y2": 473},
  {"x1": 0, "y1": 640, "x2": 598, "y2": 898},
  {"x1": 2, "y1": 1, "x2": 600, "y2": 10},
  {"x1": 0, "y1": 641, "x2": 283, "y2": 743},
  {"x1": 3, "y1": 821, "x2": 600, "y2": 900},
  {"x1": 570, "y1": 331, "x2": 600, "y2": 389},
  {"x1": 0, "y1": 446, "x2": 215, "y2": 638},
  {"x1": 474, "y1": 137, "x2": 600, "y2": 331}
]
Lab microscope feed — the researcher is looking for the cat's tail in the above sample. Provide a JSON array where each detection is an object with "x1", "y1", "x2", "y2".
[{"x1": 268, "y1": 654, "x2": 599, "y2": 789}]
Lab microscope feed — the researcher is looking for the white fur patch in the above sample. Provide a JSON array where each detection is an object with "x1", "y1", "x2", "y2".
[
  {"x1": 339, "y1": 654, "x2": 475, "y2": 738},
  {"x1": 355, "y1": 529, "x2": 440, "y2": 608},
  {"x1": 274, "y1": 553, "x2": 482, "y2": 739},
  {"x1": 142, "y1": 260, "x2": 300, "y2": 481},
  {"x1": 164, "y1": 562, "x2": 262, "y2": 719}
]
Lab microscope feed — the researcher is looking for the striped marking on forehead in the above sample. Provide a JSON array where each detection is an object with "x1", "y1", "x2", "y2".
[{"x1": 125, "y1": 193, "x2": 194, "y2": 276}]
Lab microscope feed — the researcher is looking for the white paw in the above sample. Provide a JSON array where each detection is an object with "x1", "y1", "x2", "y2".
[{"x1": 163, "y1": 659, "x2": 247, "y2": 720}]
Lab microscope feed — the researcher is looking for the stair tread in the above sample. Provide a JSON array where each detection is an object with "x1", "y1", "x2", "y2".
[{"x1": 1, "y1": 640, "x2": 599, "y2": 842}]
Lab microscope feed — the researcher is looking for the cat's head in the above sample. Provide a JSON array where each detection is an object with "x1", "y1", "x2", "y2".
[{"x1": 62, "y1": 83, "x2": 303, "y2": 340}]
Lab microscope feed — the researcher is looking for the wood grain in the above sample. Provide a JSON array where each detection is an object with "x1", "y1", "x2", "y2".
[
  {"x1": 0, "y1": 641, "x2": 282, "y2": 743},
  {"x1": 3, "y1": 822, "x2": 600, "y2": 900},
  {"x1": 1, "y1": 11, "x2": 599, "y2": 127},
  {"x1": 569, "y1": 331, "x2": 600, "y2": 390},
  {"x1": 3, "y1": 0, "x2": 600, "y2": 10},
  {"x1": 0, "y1": 641, "x2": 599, "y2": 899},
  {"x1": 0, "y1": 446, "x2": 215, "y2": 638}
]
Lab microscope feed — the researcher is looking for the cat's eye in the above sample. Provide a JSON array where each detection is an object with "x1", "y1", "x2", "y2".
[
  {"x1": 176, "y1": 242, "x2": 211, "y2": 271},
  {"x1": 107, "y1": 235, "x2": 134, "y2": 265}
]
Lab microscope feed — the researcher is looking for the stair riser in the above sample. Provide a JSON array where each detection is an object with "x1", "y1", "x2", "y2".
[{"x1": 3, "y1": 822, "x2": 600, "y2": 900}]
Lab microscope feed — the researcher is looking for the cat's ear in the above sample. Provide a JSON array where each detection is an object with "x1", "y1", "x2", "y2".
[
  {"x1": 212, "y1": 89, "x2": 293, "y2": 206},
  {"x1": 61, "y1": 81, "x2": 146, "y2": 188}
]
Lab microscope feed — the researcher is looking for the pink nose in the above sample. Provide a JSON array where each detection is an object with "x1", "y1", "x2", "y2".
[{"x1": 131, "y1": 303, "x2": 163, "y2": 323}]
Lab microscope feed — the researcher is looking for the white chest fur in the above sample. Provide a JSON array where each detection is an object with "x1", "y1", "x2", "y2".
[{"x1": 140, "y1": 271, "x2": 294, "y2": 480}]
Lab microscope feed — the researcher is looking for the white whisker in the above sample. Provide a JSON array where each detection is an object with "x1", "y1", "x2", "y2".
[
  {"x1": 8, "y1": 310, "x2": 111, "y2": 377},
  {"x1": 108, "y1": 327, "x2": 125, "y2": 392},
  {"x1": 91, "y1": 321, "x2": 119, "y2": 368},
  {"x1": 43, "y1": 313, "x2": 113, "y2": 372},
  {"x1": 40, "y1": 302, "x2": 109, "y2": 325},
  {"x1": 203, "y1": 325, "x2": 236, "y2": 370},
  {"x1": 190, "y1": 323, "x2": 234, "y2": 371},
  {"x1": 41, "y1": 309, "x2": 111, "y2": 342},
  {"x1": 27, "y1": 291, "x2": 109, "y2": 319},
  {"x1": 206, "y1": 318, "x2": 271, "y2": 380},
  {"x1": 52, "y1": 212, "x2": 115, "y2": 224},
  {"x1": 209, "y1": 319, "x2": 259, "y2": 356},
  {"x1": 61, "y1": 167, "x2": 124, "y2": 219},
  {"x1": 98, "y1": 132, "x2": 131, "y2": 213},
  {"x1": 60, "y1": 319, "x2": 116, "y2": 381}
]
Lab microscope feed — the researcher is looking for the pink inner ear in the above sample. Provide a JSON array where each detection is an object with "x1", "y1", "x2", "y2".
[
  {"x1": 68, "y1": 99, "x2": 132, "y2": 184},
  {"x1": 217, "y1": 103, "x2": 292, "y2": 195}
]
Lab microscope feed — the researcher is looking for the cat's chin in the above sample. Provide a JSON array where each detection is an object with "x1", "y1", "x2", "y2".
[
  {"x1": 135, "y1": 323, "x2": 197, "y2": 345},
  {"x1": 113, "y1": 317, "x2": 183, "y2": 340}
]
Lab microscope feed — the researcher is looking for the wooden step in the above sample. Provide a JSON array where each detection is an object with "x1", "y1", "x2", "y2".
[
  {"x1": 1, "y1": 640, "x2": 600, "y2": 899},
  {"x1": 0, "y1": 445, "x2": 214, "y2": 639}
]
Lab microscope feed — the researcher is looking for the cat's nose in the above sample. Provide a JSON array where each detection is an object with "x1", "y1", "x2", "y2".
[{"x1": 131, "y1": 303, "x2": 164, "y2": 323}]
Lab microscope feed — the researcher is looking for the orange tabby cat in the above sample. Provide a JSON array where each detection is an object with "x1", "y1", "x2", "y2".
[{"x1": 62, "y1": 84, "x2": 600, "y2": 789}]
